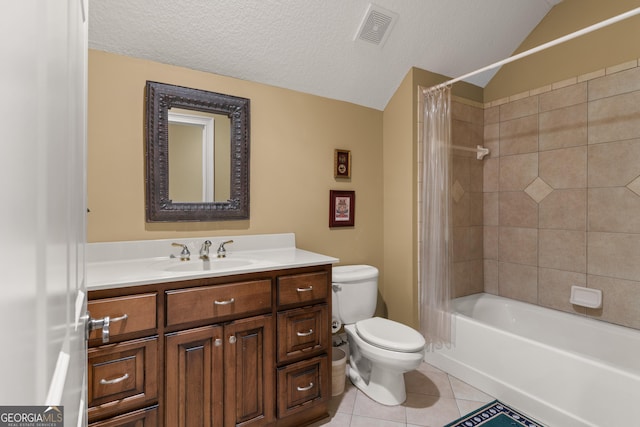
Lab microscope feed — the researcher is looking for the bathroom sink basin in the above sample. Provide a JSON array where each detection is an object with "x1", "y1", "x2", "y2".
[{"x1": 155, "y1": 257, "x2": 254, "y2": 273}]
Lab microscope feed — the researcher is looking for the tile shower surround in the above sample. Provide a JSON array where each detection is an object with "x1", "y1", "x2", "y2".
[{"x1": 439, "y1": 60, "x2": 640, "y2": 330}]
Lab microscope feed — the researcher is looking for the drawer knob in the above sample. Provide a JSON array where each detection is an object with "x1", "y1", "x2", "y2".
[
  {"x1": 296, "y1": 329, "x2": 314, "y2": 337},
  {"x1": 214, "y1": 298, "x2": 235, "y2": 305},
  {"x1": 296, "y1": 286, "x2": 313, "y2": 292},
  {"x1": 297, "y1": 382, "x2": 314, "y2": 392},
  {"x1": 99, "y1": 373, "x2": 129, "y2": 385}
]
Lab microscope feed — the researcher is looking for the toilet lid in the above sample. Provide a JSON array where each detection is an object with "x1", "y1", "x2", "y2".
[{"x1": 355, "y1": 317, "x2": 425, "y2": 353}]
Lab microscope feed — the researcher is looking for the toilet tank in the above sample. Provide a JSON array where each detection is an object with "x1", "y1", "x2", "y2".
[{"x1": 332, "y1": 265, "x2": 379, "y2": 324}]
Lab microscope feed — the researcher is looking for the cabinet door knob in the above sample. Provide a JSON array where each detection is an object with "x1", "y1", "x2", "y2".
[
  {"x1": 296, "y1": 329, "x2": 314, "y2": 337},
  {"x1": 229, "y1": 335, "x2": 237, "y2": 344},
  {"x1": 297, "y1": 382, "x2": 314, "y2": 392},
  {"x1": 214, "y1": 338, "x2": 222, "y2": 347}
]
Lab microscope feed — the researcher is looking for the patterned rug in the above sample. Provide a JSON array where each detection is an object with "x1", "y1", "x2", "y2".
[{"x1": 444, "y1": 400, "x2": 544, "y2": 427}]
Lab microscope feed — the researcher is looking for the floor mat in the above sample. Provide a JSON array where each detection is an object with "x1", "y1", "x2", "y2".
[{"x1": 444, "y1": 400, "x2": 544, "y2": 427}]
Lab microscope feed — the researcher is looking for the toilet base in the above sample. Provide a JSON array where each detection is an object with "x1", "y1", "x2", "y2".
[{"x1": 348, "y1": 359, "x2": 407, "y2": 406}]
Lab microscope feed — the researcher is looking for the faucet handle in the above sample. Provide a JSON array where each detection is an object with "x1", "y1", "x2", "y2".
[
  {"x1": 171, "y1": 243, "x2": 191, "y2": 261},
  {"x1": 217, "y1": 240, "x2": 234, "y2": 258}
]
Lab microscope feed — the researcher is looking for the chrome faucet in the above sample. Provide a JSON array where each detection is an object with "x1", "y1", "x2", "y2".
[
  {"x1": 171, "y1": 243, "x2": 191, "y2": 261},
  {"x1": 217, "y1": 240, "x2": 234, "y2": 258},
  {"x1": 199, "y1": 240, "x2": 212, "y2": 260}
]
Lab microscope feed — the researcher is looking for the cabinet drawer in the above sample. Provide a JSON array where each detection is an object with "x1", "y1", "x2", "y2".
[
  {"x1": 88, "y1": 293, "x2": 157, "y2": 345},
  {"x1": 88, "y1": 406, "x2": 158, "y2": 427},
  {"x1": 277, "y1": 271, "x2": 328, "y2": 308},
  {"x1": 165, "y1": 279, "x2": 272, "y2": 327},
  {"x1": 277, "y1": 355, "x2": 329, "y2": 419},
  {"x1": 88, "y1": 337, "x2": 158, "y2": 422},
  {"x1": 277, "y1": 304, "x2": 329, "y2": 363}
]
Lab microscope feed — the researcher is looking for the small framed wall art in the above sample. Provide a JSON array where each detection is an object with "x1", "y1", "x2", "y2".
[
  {"x1": 334, "y1": 149, "x2": 351, "y2": 179},
  {"x1": 329, "y1": 190, "x2": 355, "y2": 227}
]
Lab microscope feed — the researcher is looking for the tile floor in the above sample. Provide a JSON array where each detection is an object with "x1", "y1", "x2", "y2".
[{"x1": 310, "y1": 362, "x2": 494, "y2": 427}]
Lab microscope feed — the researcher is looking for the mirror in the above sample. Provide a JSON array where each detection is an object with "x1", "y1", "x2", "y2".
[
  {"x1": 167, "y1": 108, "x2": 230, "y2": 203},
  {"x1": 145, "y1": 81, "x2": 250, "y2": 221}
]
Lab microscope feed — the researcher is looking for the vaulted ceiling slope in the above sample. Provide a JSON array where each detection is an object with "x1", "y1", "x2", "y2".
[{"x1": 89, "y1": 0, "x2": 561, "y2": 110}]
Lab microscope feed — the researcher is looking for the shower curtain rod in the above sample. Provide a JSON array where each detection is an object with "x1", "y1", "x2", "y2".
[{"x1": 425, "y1": 6, "x2": 640, "y2": 92}]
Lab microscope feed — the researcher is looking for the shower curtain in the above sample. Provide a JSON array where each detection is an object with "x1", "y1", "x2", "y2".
[{"x1": 419, "y1": 85, "x2": 453, "y2": 350}]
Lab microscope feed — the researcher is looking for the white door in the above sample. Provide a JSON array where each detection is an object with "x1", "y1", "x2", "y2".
[{"x1": 0, "y1": 1, "x2": 88, "y2": 426}]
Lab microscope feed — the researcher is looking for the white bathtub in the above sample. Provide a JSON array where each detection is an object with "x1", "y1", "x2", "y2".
[{"x1": 423, "y1": 293, "x2": 640, "y2": 427}]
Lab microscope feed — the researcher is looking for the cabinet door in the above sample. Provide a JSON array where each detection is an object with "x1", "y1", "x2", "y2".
[
  {"x1": 224, "y1": 315, "x2": 275, "y2": 427},
  {"x1": 165, "y1": 325, "x2": 224, "y2": 427}
]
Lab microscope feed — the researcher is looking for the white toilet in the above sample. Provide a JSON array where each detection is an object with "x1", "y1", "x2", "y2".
[{"x1": 332, "y1": 265, "x2": 425, "y2": 406}]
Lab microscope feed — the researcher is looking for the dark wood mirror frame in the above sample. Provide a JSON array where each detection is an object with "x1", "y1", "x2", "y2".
[{"x1": 145, "y1": 81, "x2": 250, "y2": 222}]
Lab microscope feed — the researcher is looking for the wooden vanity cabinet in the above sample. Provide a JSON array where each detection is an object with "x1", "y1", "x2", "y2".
[
  {"x1": 275, "y1": 271, "x2": 331, "y2": 426},
  {"x1": 87, "y1": 264, "x2": 332, "y2": 427}
]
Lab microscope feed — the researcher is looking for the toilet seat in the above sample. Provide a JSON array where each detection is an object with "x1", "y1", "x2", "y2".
[{"x1": 355, "y1": 317, "x2": 425, "y2": 353}]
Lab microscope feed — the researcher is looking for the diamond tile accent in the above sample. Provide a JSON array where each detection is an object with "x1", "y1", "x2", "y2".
[
  {"x1": 627, "y1": 176, "x2": 640, "y2": 197},
  {"x1": 452, "y1": 180, "x2": 465, "y2": 203},
  {"x1": 525, "y1": 177, "x2": 553, "y2": 203}
]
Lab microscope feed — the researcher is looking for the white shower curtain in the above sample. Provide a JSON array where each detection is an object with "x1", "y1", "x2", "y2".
[{"x1": 419, "y1": 85, "x2": 453, "y2": 350}]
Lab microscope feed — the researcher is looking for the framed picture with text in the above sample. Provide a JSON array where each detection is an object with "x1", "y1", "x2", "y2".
[{"x1": 329, "y1": 190, "x2": 355, "y2": 227}]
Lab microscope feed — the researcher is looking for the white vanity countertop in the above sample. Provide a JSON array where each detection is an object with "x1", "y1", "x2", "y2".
[{"x1": 87, "y1": 233, "x2": 339, "y2": 291}]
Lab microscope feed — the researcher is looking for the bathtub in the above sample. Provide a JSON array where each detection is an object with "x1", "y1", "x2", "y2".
[{"x1": 423, "y1": 293, "x2": 640, "y2": 427}]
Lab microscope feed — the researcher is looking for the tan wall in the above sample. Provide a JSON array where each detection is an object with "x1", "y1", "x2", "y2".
[
  {"x1": 382, "y1": 70, "x2": 416, "y2": 327},
  {"x1": 485, "y1": 0, "x2": 640, "y2": 102},
  {"x1": 88, "y1": 50, "x2": 383, "y2": 269}
]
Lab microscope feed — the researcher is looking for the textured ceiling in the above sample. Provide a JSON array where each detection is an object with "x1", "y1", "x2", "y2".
[{"x1": 89, "y1": 0, "x2": 562, "y2": 110}]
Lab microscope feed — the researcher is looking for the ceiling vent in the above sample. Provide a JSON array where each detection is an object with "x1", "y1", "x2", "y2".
[{"x1": 354, "y1": 3, "x2": 398, "y2": 47}]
